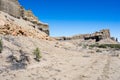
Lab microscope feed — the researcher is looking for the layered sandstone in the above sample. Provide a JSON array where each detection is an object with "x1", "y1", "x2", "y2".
[
  {"x1": 0, "y1": 0, "x2": 21, "y2": 18},
  {"x1": 0, "y1": 0, "x2": 49, "y2": 35},
  {"x1": 0, "y1": 10, "x2": 53, "y2": 41},
  {"x1": 0, "y1": 20, "x2": 51, "y2": 40}
]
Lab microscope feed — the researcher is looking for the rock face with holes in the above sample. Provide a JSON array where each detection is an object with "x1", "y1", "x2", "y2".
[
  {"x1": 0, "y1": 0, "x2": 49, "y2": 35},
  {"x1": 56, "y1": 29, "x2": 111, "y2": 42}
]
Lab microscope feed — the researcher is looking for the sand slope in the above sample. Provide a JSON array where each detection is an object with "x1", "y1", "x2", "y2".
[{"x1": 0, "y1": 36, "x2": 120, "y2": 80}]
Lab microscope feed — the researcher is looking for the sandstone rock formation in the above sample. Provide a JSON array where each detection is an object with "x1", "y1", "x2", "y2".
[
  {"x1": 0, "y1": 11, "x2": 53, "y2": 41},
  {"x1": 0, "y1": 0, "x2": 21, "y2": 18},
  {"x1": 0, "y1": 21, "x2": 49, "y2": 40},
  {"x1": 0, "y1": 0, "x2": 49, "y2": 35},
  {"x1": 57, "y1": 29, "x2": 111, "y2": 42}
]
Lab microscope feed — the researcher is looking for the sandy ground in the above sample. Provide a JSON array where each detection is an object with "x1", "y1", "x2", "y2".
[
  {"x1": 0, "y1": 11, "x2": 120, "y2": 80},
  {"x1": 0, "y1": 36, "x2": 120, "y2": 80}
]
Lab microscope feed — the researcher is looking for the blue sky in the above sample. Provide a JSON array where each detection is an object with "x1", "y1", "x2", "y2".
[{"x1": 19, "y1": 0, "x2": 120, "y2": 40}]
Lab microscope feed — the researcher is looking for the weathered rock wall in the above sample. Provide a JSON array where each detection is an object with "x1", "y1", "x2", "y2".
[
  {"x1": 0, "y1": 0, "x2": 49, "y2": 35},
  {"x1": 100, "y1": 29, "x2": 110, "y2": 38},
  {"x1": 0, "y1": 0, "x2": 21, "y2": 18},
  {"x1": 21, "y1": 9, "x2": 49, "y2": 35},
  {"x1": 57, "y1": 29, "x2": 111, "y2": 42},
  {"x1": 22, "y1": 10, "x2": 38, "y2": 22}
]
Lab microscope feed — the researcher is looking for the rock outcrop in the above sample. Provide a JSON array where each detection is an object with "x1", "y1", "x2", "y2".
[
  {"x1": 57, "y1": 29, "x2": 111, "y2": 42},
  {"x1": 0, "y1": 20, "x2": 51, "y2": 40},
  {"x1": 0, "y1": 10, "x2": 53, "y2": 40},
  {"x1": 0, "y1": 0, "x2": 49, "y2": 35},
  {"x1": 0, "y1": 0, "x2": 21, "y2": 18}
]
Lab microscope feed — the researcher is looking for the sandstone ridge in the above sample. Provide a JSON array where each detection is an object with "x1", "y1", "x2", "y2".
[
  {"x1": 0, "y1": 10, "x2": 53, "y2": 40},
  {"x1": 0, "y1": 0, "x2": 49, "y2": 35},
  {"x1": 56, "y1": 29, "x2": 116, "y2": 42}
]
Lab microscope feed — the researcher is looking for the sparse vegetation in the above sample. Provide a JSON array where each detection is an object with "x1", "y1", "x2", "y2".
[
  {"x1": 89, "y1": 43, "x2": 120, "y2": 49},
  {"x1": 89, "y1": 43, "x2": 99, "y2": 48},
  {"x1": 33, "y1": 48, "x2": 42, "y2": 62},
  {"x1": 0, "y1": 39, "x2": 3, "y2": 53}
]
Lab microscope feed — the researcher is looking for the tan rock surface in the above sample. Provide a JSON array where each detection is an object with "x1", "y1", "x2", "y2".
[
  {"x1": 0, "y1": 0, "x2": 49, "y2": 35},
  {"x1": 0, "y1": 11, "x2": 53, "y2": 40}
]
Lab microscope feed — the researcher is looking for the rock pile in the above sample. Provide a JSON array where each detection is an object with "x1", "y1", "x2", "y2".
[{"x1": 0, "y1": 21, "x2": 53, "y2": 40}]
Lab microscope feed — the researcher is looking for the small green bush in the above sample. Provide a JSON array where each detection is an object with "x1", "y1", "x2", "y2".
[
  {"x1": 0, "y1": 39, "x2": 3, "y2": 53},
  {"x1": 33, "y1": 48, "x2": 42, "y2": 62}
]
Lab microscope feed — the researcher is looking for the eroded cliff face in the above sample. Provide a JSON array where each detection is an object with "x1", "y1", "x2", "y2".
[
  {"x1": 56, "y1": 29, "x2": 112, "y2": 42},
  {"x1": 0, "y1": 0, "x2": 49, "y2": 35},
  {"x1": 21, "y1": 9, "x2": 49, "y2": 35},
  {"x1": 0, "y1": 0, "x2": 21, "y2": 18},
  {"x1": 0, "y1": 11, "x2": 54, "y2": 40}
]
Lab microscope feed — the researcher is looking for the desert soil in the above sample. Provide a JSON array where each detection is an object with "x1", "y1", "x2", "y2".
[{"x1": 0, "y1": 36, "x2": 120, "y2": 80}]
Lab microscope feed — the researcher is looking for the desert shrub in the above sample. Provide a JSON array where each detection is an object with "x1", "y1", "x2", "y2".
[
  {"x1": 89, "y1": 44, "x2": 120, "y2": 49},
  {"x1": 98, "y1": 44, "x2": 107, "y2": 48},
  {"x1": 98, "y1": 44, "x2": 120, "y2": 49},
  {"x1": 89, "y1": 44, "x2": 96, "y2": 48},
  {"x1": 0, "y1": 39, "x2": 3, "y2": 53},
  {"x1": 33, "y1": 48, "x2": 42, "y2": 62},
  {"x1": 89, "y1": 43, "x2": 99, "y2": 48}
]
